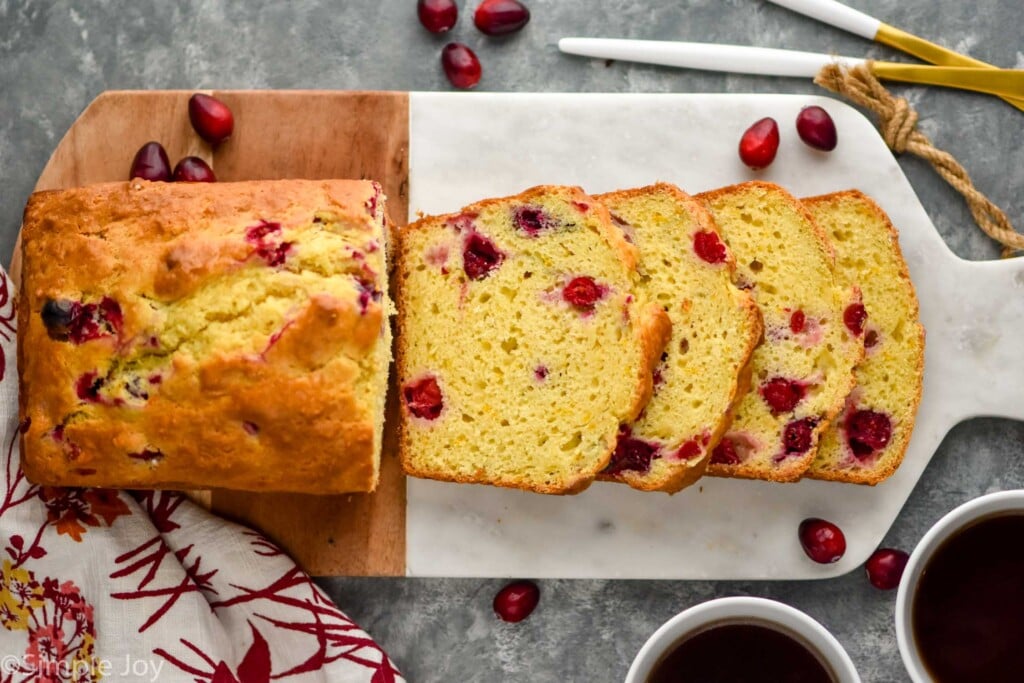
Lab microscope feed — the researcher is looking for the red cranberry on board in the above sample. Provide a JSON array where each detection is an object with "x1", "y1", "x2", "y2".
[
  {"x1": 494, "y1": 580, "x2": 540, "y2": 622},
  {"x1": 188, "y1": 93, "x2": 234, "y2": 146},
  {"x1": 865, "y1": 548, "x2": 909, "y2": 590},
  {"x1": 129, "y1": 141, "x2": 172, "y2": 181},
  {"x1": 418, "y1": 0, "x2": 458, "y2": 33},
  {"x1": 474, "y1": 0, "x2": 531, "y2": 36},
  {"x1": 441, "y1": 42, "x2": 482, "y2": 89},
  {"x1": 172, "y1": 156, "x2": 217, "y2": 182},
  {"x1": 796, "y1": 106, "x2": 838, "y2": 152},
  {"x1": 738, "y1": 117, "x2": 780, "y2": 170},
  {"x1": 799, "y1": 518, "x2": 846, "y2": 564}
]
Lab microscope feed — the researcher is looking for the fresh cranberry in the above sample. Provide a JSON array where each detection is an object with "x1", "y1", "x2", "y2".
[
  {"x1": 738, "y1": 117, "x2": 779, "y2": 170},
  {"x1": 463, "y1": 232, "x2": 504, "y2": 280},
  {"x1": 677, "y1": 439, "x2": 702, "y2": 461},
  {"x1": 760, "y1": 378, "x2": 807, "y2": 415},
  {"x1": 865, "y1": 330, "x2": 879, "y2": 349},
  {"x1": 795, "y1": 106, "x2": 838, "y2": 152},
  {"x1": 441, "y1": 43, "x2": 482, "y2": 89},
  {"x1": 846, "y1": 409, "x2": 891, "y2": 458},
  {"x1": 512, "y1": 206, "x2": 556, "y2": 235},
  {"x1": 474, "y1": 0, "x2": 531, "y2": 36},
  {"x1": 799, "y1": 518, "x2": 846, "y2": 564},
  {"x1": 418, "y1": 0, "x2": 458, "y2": 33},
  {"x1": 494, "y1": 580, "x2": 539, "y2": 622},
  {"x1": 865, "y1": 548, "x2": 909, "y2": 589},
  {"x1": 129, "y1": 141, "x2": 171, "y2": 181},
  {"x1": 188, "y1": 94, "x2": 234, "y2": 146},
  {"x1": 790, "y1": 310, "x2": 806, "y2": 334},
  {"x1": 844, "y1": 303, "x2": 867, "y2": 336},
  {"x1": 782, "y1": 418, "x2": 816, "y2": 456},
  {"x1": 693, "y1": 230, "x2": 727, "y2": 264},
  {"x1": 75, "y1": 372, "x2": 103, "y2": 403},
  {"x1": 711, "y1": 438, "x2": 740, "y2": 465},
  {"x1": 404, "y1": 376, "x2": 444, "y2": 420},
  {"x1": 172, "y1": 156, "x2": 216, "y2": 182},
  {"x1": 534, "y1": 366, "x2": 548, "y2": 381},
  {"x1": 563, "y1": 277, "x2": 603, "y2": 309},
  {"x1": 604, "y1": 432, "x2": 660, "y2": 475}
]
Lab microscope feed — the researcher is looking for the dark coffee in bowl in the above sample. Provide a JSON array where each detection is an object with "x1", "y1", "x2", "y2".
[
  {"x1": 647, "y1": 620, "x2": 835, "y2": 683},
  {"x1": 913, "y1": 513, "x2": 1024, "y2": 682}
]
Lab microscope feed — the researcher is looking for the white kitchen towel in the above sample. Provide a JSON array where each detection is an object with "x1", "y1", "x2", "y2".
[{"x1": 0, "y1": 268, "x2": 403, "y2": 682}]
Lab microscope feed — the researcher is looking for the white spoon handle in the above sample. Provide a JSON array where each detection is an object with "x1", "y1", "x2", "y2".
[
  {"x1": 764, "y1": 0, "x2": 882, "y2": 41},
  {"x1": 557, "y1": 38, "x2": 863, "y2": 78}
]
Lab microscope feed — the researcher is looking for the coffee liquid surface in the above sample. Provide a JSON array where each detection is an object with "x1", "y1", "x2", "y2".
[
  {"x1": 913, "y1": 514, "x2": 1024, "y2": 682},
  {"x1": 647, "y1": 621, "x2": 834, "y2": 683}
]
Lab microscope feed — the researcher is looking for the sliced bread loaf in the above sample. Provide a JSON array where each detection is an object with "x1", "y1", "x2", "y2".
[
  {"x1": 396, "y1": 186, "x2": 671, "y2": 494},
  {"x1": 697, "y1": 181, "x2": 862, "y2": 482},
  {"x1": 595, "y1": 184, "x2": 762, "y2": 492},
  {"x1": 803, "y1": 191, "x2": 925, "y2": 484}
]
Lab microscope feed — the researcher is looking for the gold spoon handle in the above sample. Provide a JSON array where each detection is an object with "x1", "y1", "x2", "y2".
[
  {"x1": 870, "y1": 61, "x2": 1024, "y2": 100},
  {"x1": 876, "y1": 23, "x2": 1024, "y2": 112}
]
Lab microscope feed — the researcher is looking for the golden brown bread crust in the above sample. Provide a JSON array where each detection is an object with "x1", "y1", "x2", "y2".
[
  {"x1": 396, "y1": 185, "x2": 670, "y2": 495},
  {"x1": 697, "y1": 181, "x2": 862, "y2": 483},
  {"x1": 801, "y1": 190, "x2": 925, "y2": 485},
  {"x1": 19, "y1": 179, "x2": 389, "y2": 494}
]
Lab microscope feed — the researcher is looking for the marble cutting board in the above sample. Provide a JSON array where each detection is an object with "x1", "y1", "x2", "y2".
[
  {"x1": 20, "y1": 90, "x2": 1024, "y2": 579},
  {"x1": 405, "y1": 92, "x2": 1024, "y2": 579}
]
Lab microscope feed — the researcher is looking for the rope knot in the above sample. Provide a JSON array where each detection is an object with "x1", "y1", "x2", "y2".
[
  {"x1": 815, "y1": 60, "x2": 1023, "y2": 257},
  {"x1": 879, "y1": 96, "x2": 917, "y2": 154}
]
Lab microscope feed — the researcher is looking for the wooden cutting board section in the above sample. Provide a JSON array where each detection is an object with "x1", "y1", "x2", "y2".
[{"x1": 16, "y1": 90, "x2": 409, "y2": 576}]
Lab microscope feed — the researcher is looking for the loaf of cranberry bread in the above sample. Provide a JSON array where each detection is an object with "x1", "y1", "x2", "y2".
[
  {"x1": 396, "y1": 186, "x2": 671, "y2": 494},
  {"x1": 697, "y1": 182, "x2": 863, "y2": 482},
  {"x1": 19, "y1": 179, "x2": 392, "y2": 493},
  {"x1": 594, "y1": 184, "x2": 762, "y2": 493},
  {"x1": 802, "y1": 191, "x2": 925, "y2": 484}
]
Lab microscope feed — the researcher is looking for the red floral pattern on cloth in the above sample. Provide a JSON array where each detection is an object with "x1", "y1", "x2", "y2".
[{"x1": 0, "y1": 269, "x2": 403, "y2": 682}]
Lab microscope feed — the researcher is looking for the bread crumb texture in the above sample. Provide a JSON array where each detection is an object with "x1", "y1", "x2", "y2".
[{"x1": 397, "y1": 185, "x2": 669, "y2": 494}]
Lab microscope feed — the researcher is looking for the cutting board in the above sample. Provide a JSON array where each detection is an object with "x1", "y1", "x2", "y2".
[{"x1": 19, "y1": 91, "x2": 1024, "y2": 579}]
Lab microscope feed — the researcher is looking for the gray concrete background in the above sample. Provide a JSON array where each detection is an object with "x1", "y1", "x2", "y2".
[{"x1": 3, "y1": 1, "x2": 1023, "y2": 680}]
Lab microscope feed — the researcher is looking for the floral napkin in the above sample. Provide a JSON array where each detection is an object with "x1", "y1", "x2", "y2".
[{"x1": 0, "y1": 269, "x2": 404, "y2": 682}]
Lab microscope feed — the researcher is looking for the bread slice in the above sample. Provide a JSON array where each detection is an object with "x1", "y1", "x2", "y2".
[
  {"x1": 594, "y1": 184, "x2": 762, "y2": 493},
  {"x1": 802, "y1": 191, "x2": 925, "y2": 484},
  {"x1": 396, "y1": 186, "x2": 671, "y2": 494},
  {"x1": 696, "y1": 182, "x2": 862, "y2": 482}
]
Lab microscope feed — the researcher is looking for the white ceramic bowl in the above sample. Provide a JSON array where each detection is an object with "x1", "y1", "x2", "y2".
[
  {"x1": 896, "y1": 489, "x2": 1024, "y2": 682},
  {"x1": 624, "y1": 596, "x2": 860, "y2": 683}
]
